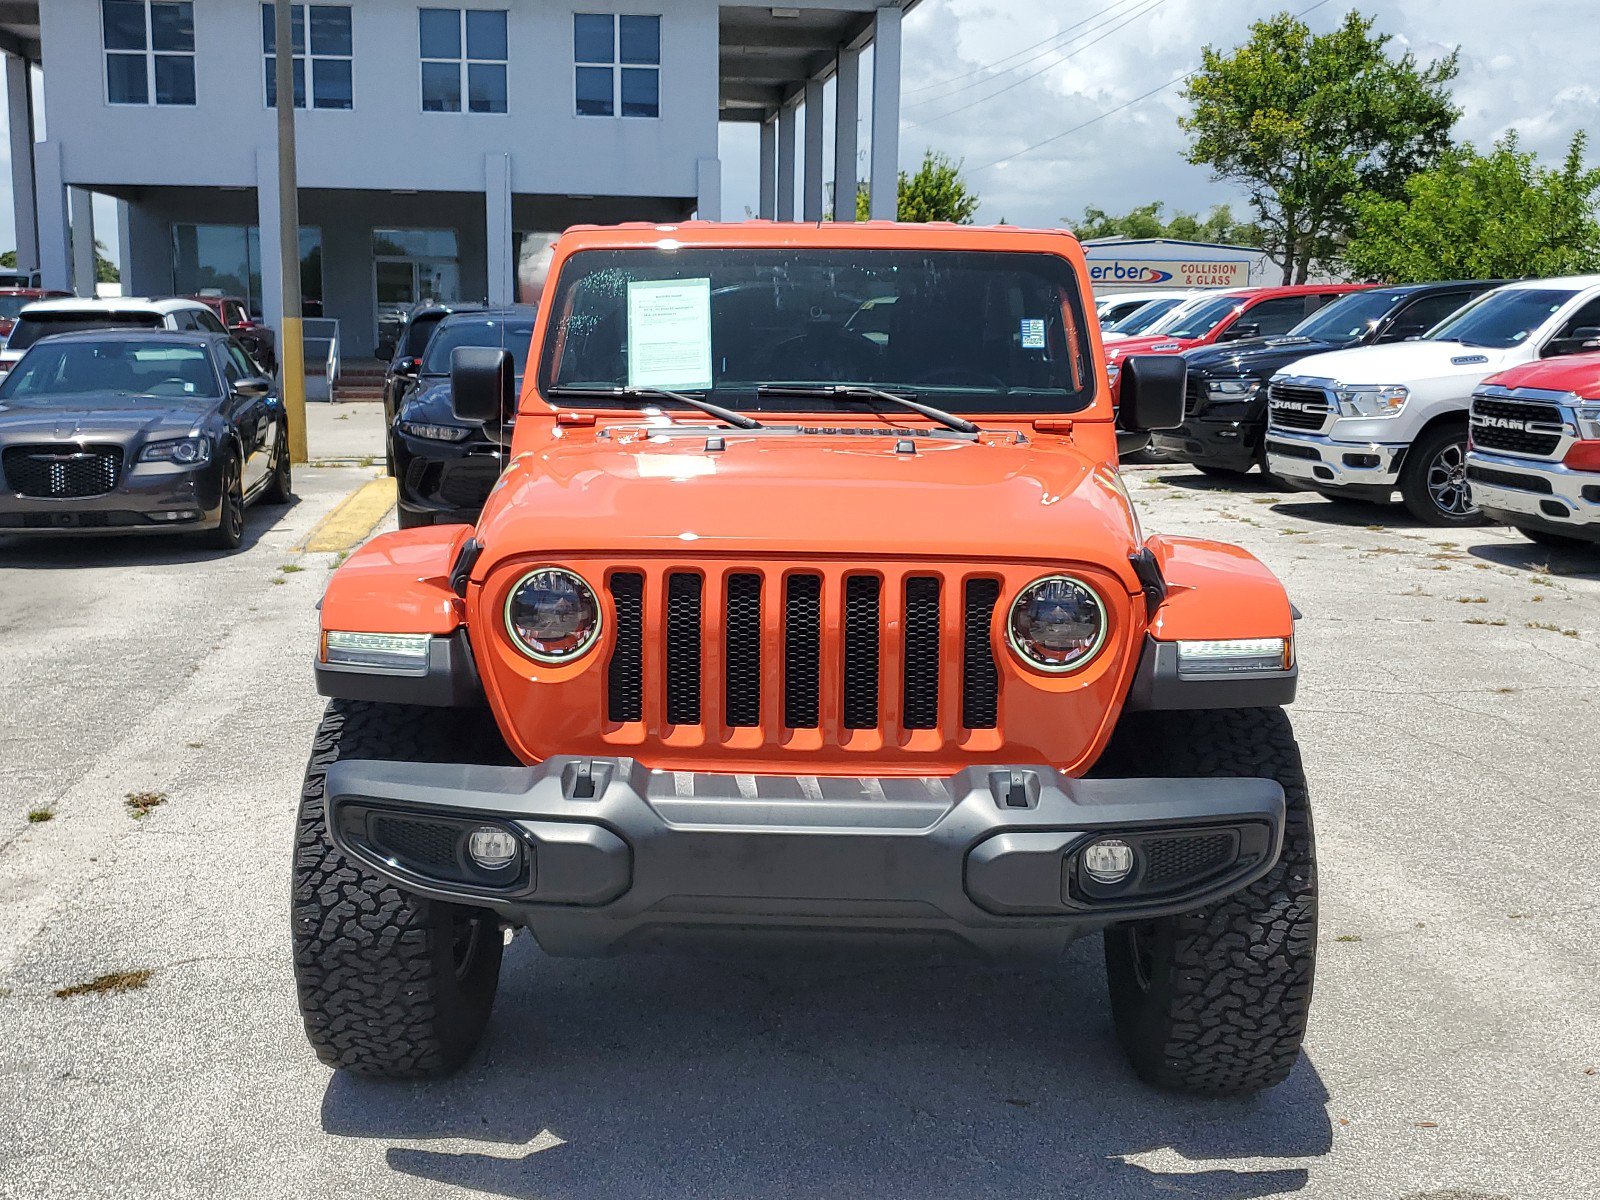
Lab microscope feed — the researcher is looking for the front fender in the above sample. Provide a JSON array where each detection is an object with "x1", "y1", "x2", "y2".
[{"x1": 319, "y1": 524, "x2": 473, "y2": 635}]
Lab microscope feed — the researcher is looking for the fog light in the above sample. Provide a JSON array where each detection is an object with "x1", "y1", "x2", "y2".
[
  {"x1": 1083, "y1": 838, "x2": 1135, "y2": 885},
  {"x1": 467, "y1": 826, "x2": 519, "y2": 871}
]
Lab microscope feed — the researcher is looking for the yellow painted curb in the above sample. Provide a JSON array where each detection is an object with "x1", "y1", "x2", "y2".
[{"x1": 301, "y1": 478, "x2": 397, "y2": 553}]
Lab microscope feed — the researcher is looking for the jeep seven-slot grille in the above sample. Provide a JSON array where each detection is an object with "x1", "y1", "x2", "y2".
[
  {"x1": 3, "y1": 444, "x2": 123, "y2": 499},
  {"x1": 1471, "y1": 398, "x2": 1566, "y2": 457},
  {"x1": 1267, "y1": 383, "x2": 1331, "y2": 432},
  {"x1": 601, "y1": 566, "x2": 1007, "y2": 742}
]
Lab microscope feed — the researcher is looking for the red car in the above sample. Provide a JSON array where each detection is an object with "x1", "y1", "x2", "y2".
[
  {"x1": 0, "y1": 288, "x2": 71, "y2": 339},
  {"x1": 183, "y1": 295, "x2": 276, "y2": 372}
]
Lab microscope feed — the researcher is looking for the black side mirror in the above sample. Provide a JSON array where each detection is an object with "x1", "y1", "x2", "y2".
[
  {"x1": 1545, "y1": 325, "x2": 1600, "y2": 358},
  {"x1": 1377, "y1": 322, "x2": 1426, "y2": 344},
  {"x1": 232, "y1": 376, "x2": 272, "y2": 399},
  {"x1": 376, "y1": 338, "x2": 397, "y2": 361},
  {"x1": 1219, "y1": 322, "x2": 1261, "y2": 342},
  {"x1": 396, "y1": 356, "x2": 421, "y2": 376},
  {"x1": 1119, "y1": 355, "x2": 1186, "y2": 432},
  {"x1": 452, "y1": 346, "x2": 515, "y2": 423}
]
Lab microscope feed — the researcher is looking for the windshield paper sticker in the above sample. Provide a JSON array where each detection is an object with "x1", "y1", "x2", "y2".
[
  {"x1": 1020, "y1": 318, "x2": 1046, "y2": 350},
  {"x1": 627, "y1": 278, "x2": 714, "y2": 391}
]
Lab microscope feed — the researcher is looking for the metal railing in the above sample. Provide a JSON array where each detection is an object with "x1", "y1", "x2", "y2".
[{"x1": 302, "y1": 318, "x2": 341, "y2": 401}]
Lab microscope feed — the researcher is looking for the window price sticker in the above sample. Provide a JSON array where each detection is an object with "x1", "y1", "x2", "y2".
[{"x1": 1020, "y1": 318, "x2": 1046, "y2": 350}]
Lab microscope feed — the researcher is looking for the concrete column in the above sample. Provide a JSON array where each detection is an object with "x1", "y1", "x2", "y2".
[
  {"x1": 802, "y1": 79, "x2": 825, "y2": 223},
  {"x1": 33, "y1": 141, "x2": 69, "y2": 291},
  {"x1": 833, "y1": 47, "x2": 861, "y2": 222},
  {"x1": 6, "y1": 53, "x2": 38, "y2": 273},
  {"x1": 695, "y1": 156, "x2": 722, "y2": 222},
  {"x1": 70, "y1": 188, "x2": 96, "y2": 296},
  {"x1": 868, "y1": 6, "x2": 903, "y2": 222},
  {"x1": 485, "y1": 152, "x2": 513, "y2": 305},
  {"x1": 115, "y1": 200, "x2": 133, "y2": 293},
  {"x1": 256, "y1": 146, "x2": 284, "y2": 338},
  {"x1": 776, "y1": 102, "x2": 796, "y2": 222},
  {"x1": 758, "y1": 116, "x2": 776, "y2": 220}
]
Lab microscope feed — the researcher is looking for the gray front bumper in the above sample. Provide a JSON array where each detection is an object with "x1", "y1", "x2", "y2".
[{"x1": 325, "y1": 756, "x2": 1285, "y2": 958}]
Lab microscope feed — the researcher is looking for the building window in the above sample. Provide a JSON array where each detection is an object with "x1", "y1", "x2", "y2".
[
  {"x1": 171, "y1": 224, "x2": 324, "y2": 318},
  {"x1": 419, "y1": 9, "x2": 508, "y2": 113},
  {"x1": 102, "y1": 1, "x2": 196, "y2": 106},
  {"x1": 573, "y1": 14, "x2": 659, "y2": 118},
  {"x1": 261, "y1": 4, "x2": 353, "y2": 110}
]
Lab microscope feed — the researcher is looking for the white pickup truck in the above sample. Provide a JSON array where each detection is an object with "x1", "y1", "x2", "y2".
[{"x1": 1264, "y1": 276, "x2": 1600, "y2": 525}]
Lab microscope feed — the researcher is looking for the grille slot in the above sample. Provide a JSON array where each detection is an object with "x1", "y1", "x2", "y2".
[
  {"x1": 724, "y1": 573, "x2": 762, "y2": 727},
  {"x1": 1466, "y1": 463, "x2": 1554, "y2": 495},
  {"x1": 1267, "y1": 383, "x2": 1331, "y2": 431},
  {"x1": 902, "y1": 576, "x2": 942, "y2": 730},
  {"x1": 370, "y1": 815, "x2": 459, "y2": 872},
  {"x1": 962, "y1": 579, "x2": 1001, "y2": 729},
  {"x1": 841, "y1": 576, "x2": 881, "y2": 729},
  {"x1": 606, "y1": 573, "x2": 644, "y2": 723},
  {"x1": 3, "y1": 444, "x2": 123, "y2": 499},
  {"x1": 784, "y1": 574, "x2": 822, "y2": 728},
  {"x1": 664, "y1": 573, "x2": 703, "y2": 725},
  {"x1": 1471, "y1": 398, "x2": 1565, "y2": 457},
  {"x1": 1184, "y1": 376, "x2": 1208, "y2": 415},
  {"x1": 1143, "y1": 832, "x2": 1236, "y2": 889}
]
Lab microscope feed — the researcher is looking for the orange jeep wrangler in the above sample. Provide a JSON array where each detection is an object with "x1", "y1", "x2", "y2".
[{"x1": 295, "y1": 222, "x2": 1314, "y2": 1096}]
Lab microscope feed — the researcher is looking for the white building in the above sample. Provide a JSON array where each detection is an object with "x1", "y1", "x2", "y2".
[{"x1": 0, "y1": 0, "x2": 917, "y2": 355}]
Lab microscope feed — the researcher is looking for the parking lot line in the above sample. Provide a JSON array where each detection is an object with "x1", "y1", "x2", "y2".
[{"x1": 300, "y1": 477, "x2": 396, "y2": 553}]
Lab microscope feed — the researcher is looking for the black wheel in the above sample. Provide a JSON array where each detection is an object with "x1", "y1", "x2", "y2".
[
  {"x1": 384, "y1": 431, "x2": 396, "y2": 478},
  {"x1": 396, "y1": 505, "x2": 434, "y2": 530},
  {"x1": 1095, "y1": 707, "x2": 1317, "y2": 1096},
  {"x1": 293, "y1": 700, "x2": 513, "y2": 1079},
  {"x1": 1400, "y1": 424, "x2": 1486, "y2": 526},
  {"x1": 262, "y1": 432, "x2": 293, "y2": 505},
  {"x1": 205, "y1": 445, "x2": 245, "y2": 550},
  {"x1": 1517, "y1": 527, "x2": 1587, "y2": 549}
]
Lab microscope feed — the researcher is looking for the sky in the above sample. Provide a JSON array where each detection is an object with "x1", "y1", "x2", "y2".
[{"x1": 3, "y1": 0, "x2": 1598, "y2": 267}]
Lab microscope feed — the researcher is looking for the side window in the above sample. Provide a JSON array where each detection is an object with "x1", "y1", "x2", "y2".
[
  {"x1": 171, "y1": 310, "x2": 196, "y2": 331},
  {"x1": 1553, "y1": 296, "x2": 1600, "y2": 339},
  {"x1": 1305, "y1": 293, "x2": 1343, "y2": 315},
  {"x1": 226, "y1": 343, "x2": 260, "y2": 379},
  {"x1": 1396, "y1": 292, "x2": 1469, "y2": 334},
  {"x1": 1245, "y1": 297, "x2": 1310, "y2": 337},
  {"x1": 194, "y1": 308, "x2": 228, "y2": 334}
]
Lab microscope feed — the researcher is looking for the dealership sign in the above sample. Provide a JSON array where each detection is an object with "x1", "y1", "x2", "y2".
[{"x1": 1088, "y1": 259, "x2": 1252, "y2": 288}]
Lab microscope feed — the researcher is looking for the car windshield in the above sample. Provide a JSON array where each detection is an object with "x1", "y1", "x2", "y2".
[
  {"x1": 0, "y1": 340, "x2": 219, "y2": 403},
  {"x1": 1153, "y1": 294, "x2": 1246, "y2": 339},
  {"x1": 1288, "y1": 290, "x2": 1409, "y2": 345},
  {"x1": 1425, "y1": 288, "x2": 1576, "y2": 348},
  {"x1": 540, "y1": 247, "x2": 1095, "y2": 414},
  {"x1": 6, "y1": 312, "x2": 164, "y2": 352},
  {"x1": 422, "y1": 317, "x2": 537, "y2": 377},
  {"x1": 1107, "y1": 296, "x2": 1183, "y2": 335}
]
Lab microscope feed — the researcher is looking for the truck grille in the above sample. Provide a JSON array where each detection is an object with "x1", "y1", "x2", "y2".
[
  {"x1": 3, "y1": 444, "x2": 123, "y2": 498},
  {"x1": 1469, "y1": 398, "x2": 1566, "y2": 457},
  {"x1": 1184, "y1": 376, "x2": 1208, "y2": 416},
  {"x1": 1267, "y1": 383, "x2": 1331, "y2": 432},
  {"x1": 601, "y1": 563, "x2": 1009, "y2": 744}
]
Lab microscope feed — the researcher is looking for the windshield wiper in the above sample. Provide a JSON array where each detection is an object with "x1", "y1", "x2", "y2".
[
  {"x1": 754, "y1": 383, "x2": 980, "y2": 434},
  {"x1": 546, "y1": 384, "x2": 762, "y2": 430}
]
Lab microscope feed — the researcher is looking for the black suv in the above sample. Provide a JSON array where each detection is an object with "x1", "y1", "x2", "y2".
[
  {"x1": 391, "y1": 307, "x2": 535, "y2": 528},
  {"x1": 381, "y1": 301, "x2": 486, "y2": 468},
  {"x1": 1155, "y1": 280, "x2": 1504, "y2": 475}
]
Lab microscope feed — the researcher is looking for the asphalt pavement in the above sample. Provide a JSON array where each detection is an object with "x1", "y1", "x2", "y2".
[{"x1": 0, "y1": 432, "x2": 1595, "y2": 1200}]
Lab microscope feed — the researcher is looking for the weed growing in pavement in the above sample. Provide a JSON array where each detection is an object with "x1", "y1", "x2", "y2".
[
  {"x1": 1464, "y1": 617, "x2": 1507, "y2": 626},
  {"x1": 1531, "y1": 594, "x2": 1545, "y2": 602},
  {"x1": 1494, "y1": 687, "x2": 1518, "y2": 694},
  {"x1": 124, "y1": 791, "x2": 166, "y2": 819},
  {"x1": 279, "y1": 563, "x2": 304, "y2": 574},
  {"x1": 1527, "y1": 622, "x2": 1580, "y2": 637},
  {"x1": 1531, "y1": 574, "x2": 1552, "y2": 586},
  {"x1": 186, "y1": 742, "x2": 203, "y2": 749},
  {"x1": 1454, "y1": 596, "x2": 1489, "y2": 604},
  {"x1": 27, "y1": 805, "x2": 54, "y2": 823},
  {"x1": 1335, "y1": 935, "x2": 1362, "y2": 943},
  {"x1": 1364, "y1": 524, "x2": 1386, "y2": 531},
  {"x1": 330, "y1": 549, "x2": 351, "y2": 569},
  {"x1": 55, "y1": 969, "x2": 153, "y2": 999},
  {"x1": 270, "y1": 578, "x2": 286, "y2": 586}
]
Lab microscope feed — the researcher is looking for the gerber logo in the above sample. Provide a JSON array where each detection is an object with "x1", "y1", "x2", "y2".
[{"x1": 1089, "y1": 263, "x2": 1175, "y2": 285}]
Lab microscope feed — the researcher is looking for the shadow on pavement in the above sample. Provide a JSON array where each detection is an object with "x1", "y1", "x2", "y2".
[
  {"x1": 1257, "y1": 498, "x2": 1429, "y2": 530},
  {"x1": 1150, "y1": 471, "x2": 1290, "y2": 496},
  {"x1": 0, "y1": 498, "x2": 297, "y2": 566},
  {"x1": 1466, "y1": 538, "x2": 1600, "y2": 580},
  {"x1": 322, "y1": 938, "x2": 1331, "y2": 1200}
]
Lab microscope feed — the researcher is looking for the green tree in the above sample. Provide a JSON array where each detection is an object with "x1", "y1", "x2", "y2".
[
  {"x1": 1181, "y1": 9, "x2": 1460, "y2": 283},
  {"x1": 1069, "y1": 201, "x2": 1265, "y2": 246},
  {"x1": 856, "y1": 149, "x2": 981, "y2": 223},
  {"x1": 1, "y1": 243, "x2": 120, "y2": 284},
  {"x1": 1344, "y1": 132, "x2": 1600, "y2": 281}
]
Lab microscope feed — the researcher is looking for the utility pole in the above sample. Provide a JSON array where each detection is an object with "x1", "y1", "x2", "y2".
[{"x1": 275, "y1": 0, "x2": 308, "y2": 462}]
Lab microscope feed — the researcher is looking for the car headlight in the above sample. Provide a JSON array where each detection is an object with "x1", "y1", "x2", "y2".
[
  {"x1": 1575, "y1": 400, "x2": 1600, "y2": 441},
  {"x1": 1333, "y1": 384, "x2": 1408, "y2": 417},
  {"x1": 504, "y1": 567, "x2": 601, "y2": 663},
  {"x1": 1007, "y1": 575, "x2": 1107, "y2": 672},
  {"x1": 400, "y1": 421, "x2": 473, "y2": 442},
  {"x1": 1106, "y1": 363, "x2": 1121, "y2": 382},
  {"x1": 140, "y1": 436, "x2": 211, "y2": 464},
  {"x1": 1206, "y1": 378, "x2": 1260, "y2": 400},
  {"x1": 322, "y1": 630, "x2": 431, "y2": 675}
]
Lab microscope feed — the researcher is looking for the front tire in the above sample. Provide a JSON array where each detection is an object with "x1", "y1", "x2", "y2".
[
  {"x1": 262, "y1": 432, "x2": 293, "y2": 505},
  {"x1": 1096, "y1": 707, "x2": 1317, "y2": 1096},
  {"x1": 292, "y1": 700, "x2": 509, "y2": 1079},
  {"x1": 1400, "y1": 424, "x2": 1485, "y2": 526},
  {"x1": 396, "y1": 505, "x2": 434, "y2": 530},
  {"x1": 205, "y1": 446, "x2": 245, "y2": 550}
]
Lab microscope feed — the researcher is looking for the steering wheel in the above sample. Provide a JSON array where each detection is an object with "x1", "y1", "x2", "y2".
[
  {"x1": 911, "y1": 366, "x2": 1008, "y2": 389},
  {"x1": 757, "y1": 328, "x2": 882, "y2": 379}
]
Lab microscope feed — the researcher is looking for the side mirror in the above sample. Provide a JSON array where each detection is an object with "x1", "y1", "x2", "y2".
[
  {"x1": 1377, "y1": 322, "x2": 1426, "y2": 344},
  {"x1": 396, "y1": 356, "x2": 421, "y2": 376},
  {"x1": 1545, "y1": 325, "x2": 1600, "y2": 358},
  {"x1": 452, "y1": 346, "x2": 515, "y2": 423},
  {"x1": 376, "y1": 338, "x2": 397, "y2": 361},
  {"x1": 1218, "y1": 322, "x2": 1260, "y2": 342},
  {"x1": 232, "y1": 376, "x2": 272, "y2": 399},
  {"x1": 1118, "y1": 355, "x2": 1186, "y2": 432}
]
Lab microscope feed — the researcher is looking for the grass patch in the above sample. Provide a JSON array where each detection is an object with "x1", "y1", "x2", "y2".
[
  {"x1": 55, "y1": 969, "x2": 153, "y2": 999},
  {"x1": 279, "y1": 563, "x2": 304, "y2": 575},
  {"x1": 1531, "y1": 574, "x2": 1552, "y2": 586},
  {"x1": 270, "y1": 578, "x2": 286, "y2": 586},
  {"x1": 329, "y1": 549, "x2": 351, "y2": 569},
  {"x1": 1464, "y1": 617, "x2": 1507, "y2": 626},
  {"x1": 27, "y1": 805, "x2": 54, "y2": 823},
  {"x1": 186, "y1": 741, "x2": 203, "y2": 749},
  {"x1": 1453, "y1": 596, "x2": 1488, "y2": 604},
  {"x1": 1494, "y1": 686, "x2": 1517, "y2": 694},
  {"x1": 1335, "y1": 934, "x2": 1362, "y2": 943},
  {"x1": 1527, "y1": 621, "x2": 1580, "y2": 637},
  {"x1": 124, "y1": 791, "x2": 167, "y2": 819}
]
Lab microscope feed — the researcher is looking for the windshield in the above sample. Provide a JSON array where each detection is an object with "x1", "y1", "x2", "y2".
[
  {"x1": 0, "y1": 340, "x2": 220, "y2": 403},
  {"x1": 1288, "y1": 290, "x2": 1409, "y2": 345},
  {"x1": 423, "y1": 316, "x2": 536, "y2": 376},
  {"x1": 1154, "y1": 294, "x2": 1246, "y2": 339},
  {"x1": 1107, "y1": 296, "x2": 1183, "y2": 335},
  {"x1": 1426, "y1": 288, "x2": 1575, "y2": 348},
  {"x1": 540, "y1": 248, "x2": 1094, "y2": 414},
  {"x1": 7, "y1": 312, "x2": 163, "y2": 352}
]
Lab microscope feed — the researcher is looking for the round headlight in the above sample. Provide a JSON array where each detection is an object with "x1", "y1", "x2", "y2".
[
  {"x1": 504, "y1": 567, "x2": 601, "y2": 663},
  {"x1": 1008, "y1": 576, "x2": 1107, "y2": 672}
]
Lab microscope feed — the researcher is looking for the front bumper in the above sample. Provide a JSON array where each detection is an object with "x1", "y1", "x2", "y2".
[
  {"x1": 325, "y1": 755, "x2": 1285, "y2": 958},
  {"x1": 1467, "y1": 449, "x2": 1600, "y2": 541},
  {"x1": 1265, "y1": 428, "x2": 1404, "y2": 498},
  {"x1": 394, "y1": 430, "x2": 504, "y2": 523},
  {"x1": 1153, "y1": 411, "x2": 1264, "y2": 470},
  {"x1": 0, "y1": 462, "x2": 222, "y2": 535}
]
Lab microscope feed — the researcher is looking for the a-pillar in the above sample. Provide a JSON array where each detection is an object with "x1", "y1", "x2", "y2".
[
  {"x1": 802, "y1": 79, "x2": 825, "y2": 222},
  {"x1": 5, "y1": 53, "x2": 38, "y2": 274},
  {"x1": 485, "y1": 151, "x2": 513, "y2": 305},
  {"x1": 832, "y1": 46, "x2": 861, "y2": 221},
  {"x1": 758, "y1": 116, "x2": 777, "y2": 219},
  {"x1": 868, "y1": 5, "x2": 902, "y2": 222},
  {"x1": 776, "y1": 102, "x2": 797, "y2": 221}
]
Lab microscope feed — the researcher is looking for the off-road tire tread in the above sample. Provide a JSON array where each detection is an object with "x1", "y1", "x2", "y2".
[
  {"x1": 292, "y1": 699, "x2": 508, "y2": 1079},
  {"x1": 1097, "y1": 707, "x2": 1316, "y2": 1096}
]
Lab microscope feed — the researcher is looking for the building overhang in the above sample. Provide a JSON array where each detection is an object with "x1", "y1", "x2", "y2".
[{"x1": 0, "y1": 0, "x2": 41, "y2": 61}]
